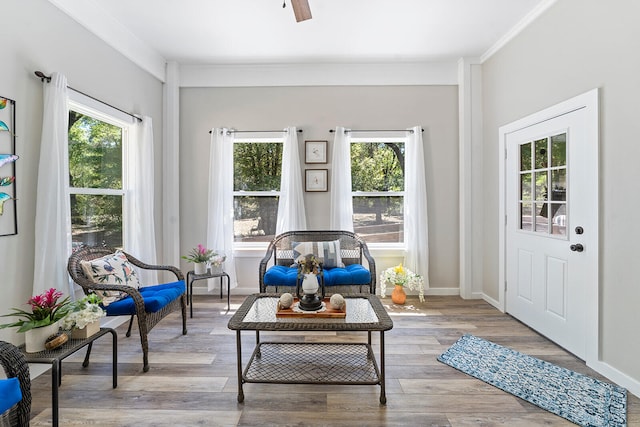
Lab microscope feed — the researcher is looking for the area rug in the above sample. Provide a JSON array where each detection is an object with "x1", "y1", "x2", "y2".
[{"x1": 437, "y1": 334, "x2": 627, "y2": 426}]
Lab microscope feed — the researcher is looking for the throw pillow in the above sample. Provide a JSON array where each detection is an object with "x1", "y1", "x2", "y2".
[
  {"x1": 80, "y1": 250, "x2": 141, "y2": 305},
  {"x1": 292, "y1": 240, "x2": 342, "y2": 269}
]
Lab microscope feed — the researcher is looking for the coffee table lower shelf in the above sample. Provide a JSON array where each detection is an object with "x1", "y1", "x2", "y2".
[{"x1": 242, "y1": 342, "x2": 383, "y2": 399}]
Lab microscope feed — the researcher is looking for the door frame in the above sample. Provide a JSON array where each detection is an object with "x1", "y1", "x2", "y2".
[{"x1": 498, "y1": 88, "x2": 599, "y2": 364}]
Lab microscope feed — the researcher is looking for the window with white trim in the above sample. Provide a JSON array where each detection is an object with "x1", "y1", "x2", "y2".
[
  {"x1": 233, "y1": 138, "x2": 283, "y2": 243},
  {"x1": 67, "y1": 98, "x2": 132, "y2": 250},
  {"x1": 351, "y1": 138, "x2": 405, "y2": 244}
]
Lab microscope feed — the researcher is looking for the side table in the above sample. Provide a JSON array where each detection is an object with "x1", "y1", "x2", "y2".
[
  {"x1": 187, "y1": 269, "x2": 231, "y2": 316},
  {"x1": 21, "y1": 327, "x2": 117, "y2": 427}
]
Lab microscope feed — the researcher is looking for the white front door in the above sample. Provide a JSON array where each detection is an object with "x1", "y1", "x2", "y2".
[{"x1": 502, "y1": 91, "x2": 598, "y2": 360}]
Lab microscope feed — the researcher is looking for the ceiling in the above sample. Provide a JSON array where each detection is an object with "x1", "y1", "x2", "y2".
[{"x1": 50, "y1": 0, "x2": 550, "y2": 82}]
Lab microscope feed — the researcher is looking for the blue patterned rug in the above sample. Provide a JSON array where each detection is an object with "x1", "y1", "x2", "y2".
[{"x1": 437, "y1": 334, "x2": 627, "y2": 426}]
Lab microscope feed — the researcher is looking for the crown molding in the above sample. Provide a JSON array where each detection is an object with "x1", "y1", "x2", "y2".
[
  {"x1": 481, "y1": 0, "x2": 558, "y2": 63},
  {"x1": 47, "y1": 0, "x2": 166, "y2": 82}
]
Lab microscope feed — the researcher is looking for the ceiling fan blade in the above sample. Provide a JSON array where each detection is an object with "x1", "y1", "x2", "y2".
[{"x1": 291, "y1": 0, "x2": 312, "y2": 22}]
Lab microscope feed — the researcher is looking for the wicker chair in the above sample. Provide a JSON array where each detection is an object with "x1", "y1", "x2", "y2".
[
  {"x1": 259, "y1": 230, "x2": 376, "y2": 294},
  {"x1": 67, "y1": 247, "x2": 187, "y2": 372},
  {"x1": 0, "y1": 341, "x2": 31, "y2": 427}
]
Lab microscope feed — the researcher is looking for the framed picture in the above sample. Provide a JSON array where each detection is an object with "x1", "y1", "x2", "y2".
[
  {"x1": 305, "y1": 140, "x2": 327, "y2": 164},
  {"x1": 305, "y1": 169, "x2": 328, "y2": 192}
]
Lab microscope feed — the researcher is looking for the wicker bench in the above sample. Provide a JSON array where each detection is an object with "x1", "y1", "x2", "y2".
[{"x1": 258, "y1": 230, "x2": 376, "y2": 295}]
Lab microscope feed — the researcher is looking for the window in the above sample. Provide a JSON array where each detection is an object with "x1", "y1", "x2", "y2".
[
  {"x1": 233, "y1": 138, "x2": 283, "y2": 243},
  {"x1": 351, "y1": 138, "x2": 405, "y2": 243},
  {"x1": 67, "y1": 99, "x2": 130, "y2": 250}
]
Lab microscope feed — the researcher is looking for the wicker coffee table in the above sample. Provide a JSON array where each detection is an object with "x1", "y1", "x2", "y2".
[{"x1": 227, "y1": 293, "x2": 393, "y2": 404}]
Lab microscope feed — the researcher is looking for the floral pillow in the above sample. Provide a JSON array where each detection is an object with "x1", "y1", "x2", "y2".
[
  {"x1": 292, "y1": 240, "x2": 343, "y2": 269},
  {"x1": 80, "y1": 251, "x2": 141, "y2": 305}
]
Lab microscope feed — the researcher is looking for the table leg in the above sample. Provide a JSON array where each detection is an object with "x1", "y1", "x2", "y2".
[
  {"x1": 379, "y1": 331, "x2": 386, "y2": 405},
  {"x1": 51, "y1": 361, "x2": 59, "y2": 427},
  {"x1": 236, "y1": 330, "x2": 244, "y2": 403},
  {"x1": 225, "y1": 274, "x2": 230, "y2": 310},
  {"x1": 110, "y1": 328, "x2": 118, "y2": 388}
]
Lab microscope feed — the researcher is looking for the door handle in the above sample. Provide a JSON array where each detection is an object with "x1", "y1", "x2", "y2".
[{"x1": 570, "y1": 244, "x2": 584, "y2": 252}]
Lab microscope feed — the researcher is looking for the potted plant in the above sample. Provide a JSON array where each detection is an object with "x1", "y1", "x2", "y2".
[
  {"x1": 60, "y1": 293, "x2": 106, "y2": 339},
  {"x1": 380, "y1": 263, "x2": 425, "y2": 304},
  {"x1": 182, "y1": 244, "x2": 223, "y2": 274},
  {"x1": 0, "y1": 288, "x2": 71, "y2": 352}
]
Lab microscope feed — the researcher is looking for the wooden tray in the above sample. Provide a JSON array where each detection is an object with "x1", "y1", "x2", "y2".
[{"x1": 276, "y1": 297, "x2": 346, "y2": 318}]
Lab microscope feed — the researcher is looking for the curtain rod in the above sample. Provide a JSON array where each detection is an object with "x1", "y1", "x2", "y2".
[
  {"x1": 329, "y1": 128, "x2": 424, "y2": 134},
  {"x1": 34, "y1": 71, "x2": 142, "y2": 122},
  {"x1": 208, "y1": 129, "x2": 303, "y2": 135}
]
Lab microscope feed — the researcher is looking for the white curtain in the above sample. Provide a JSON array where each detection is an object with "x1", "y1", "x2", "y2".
[
  {"x1": 404, "y1": 125, "x2": 430, "y2": 288},
  {"x1": 124, "y1": 116, "x2": 158, "y2": 286},
  {"x1": 207, "y1": 128, "x2": 237, "y2": 291},
  {"x1": 33, "y1": 72, "x2": 73, "y2": 297},
  {"x1": 276, "y1": 126, "x2": 306, "y2": 234},
  {"x1": 329, "y1": 127, "x2": 354, "y2": 231}
]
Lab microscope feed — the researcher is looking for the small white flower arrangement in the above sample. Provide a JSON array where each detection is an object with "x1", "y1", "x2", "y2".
[
  {"x1": 380, "y1": 263, "x2": 425, "y2": 302},
  {"x1": 60, "y1": 294, "x2": 106, "y2": 330}
]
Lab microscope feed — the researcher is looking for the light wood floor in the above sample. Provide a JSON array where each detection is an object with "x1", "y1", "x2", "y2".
[{"x1": 28, "y1": 295, "x2": 639, "y2": 426}]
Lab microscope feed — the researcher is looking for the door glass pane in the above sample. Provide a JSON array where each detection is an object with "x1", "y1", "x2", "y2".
[
  {"x1": 534, "y1": 202, "x2": 549, "y2": 234},
  {"x1": 551, "y1": 134, "x2": 566, "y2": 167},
  {"x1": 551, "y1": 204, "x2": 567, "y2": 236},
  {"x1": 520, "y1": 142, "x2": 532, "y2": 171},
  {"x1": 551, "y1": 169, "x2": 567, "y2": 201},
  {"x1": 520, "y1": 202, "x2": 533, "y2": 231},
  {"x1": 535, "y1": 171, "x2": 547, "y2": 201},
  {"x1": 520, "y1": 173, "x2": 532, "y2": 201},
  {"x1": 534, "y1": 138, "x2": 548, "y2": 169},
  {"x1": 70, "y1": 194, "x2": 122, "y2": 250}
]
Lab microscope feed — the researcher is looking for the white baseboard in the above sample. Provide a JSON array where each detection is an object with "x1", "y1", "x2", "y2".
[{"x1": 588, "y1": 359, "x2": 640, "y2": 398}]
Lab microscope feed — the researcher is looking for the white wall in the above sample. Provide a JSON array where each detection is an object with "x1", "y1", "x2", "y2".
[
  {"x1": 179, "y1": 85, "x2": 460, "y2": 295},
  {"x1": 0, "y1": 0, "x2": 163, "y2": 345},
  {"x1": 482, "y1": 0, "x2": 640, "y2": 386}
]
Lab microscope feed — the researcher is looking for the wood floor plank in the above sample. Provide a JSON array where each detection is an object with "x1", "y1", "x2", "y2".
[{"x1": 26, "y1": 294, "x2": 638, "y2": 426}]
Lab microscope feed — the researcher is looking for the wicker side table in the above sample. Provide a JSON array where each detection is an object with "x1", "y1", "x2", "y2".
[
  {"x1": 187, "y1": 269, "x2": 231, "y2": 316},
  {"x1": 21, "y1": 327, "x2": 117, "y2": 427}
]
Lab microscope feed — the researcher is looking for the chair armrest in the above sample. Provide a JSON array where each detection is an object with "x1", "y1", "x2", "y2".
[
  {"x1": 360, "y1": 243, "x2": 377, "y2": 294},
  {"x1": 258, "y1": 243, "x2": 277, "y2": 293},
  {"x1": 121, "y1": 251, "x2": 184, "y2": 282}
]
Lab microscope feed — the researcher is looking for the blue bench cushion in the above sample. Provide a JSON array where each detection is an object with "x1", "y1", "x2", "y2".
[
  {"x1": 104, "y1": 281, "x2": 185, "y2": 316},
  {"x1": 263, "y1": 264, "x2": 371, "y2": 288},
  {"x1": 0, "y1": 377, "x2": 22, "y2": 414}
]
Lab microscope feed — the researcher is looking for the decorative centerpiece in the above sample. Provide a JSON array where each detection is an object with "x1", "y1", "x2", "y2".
[
  {"x1": 182, "y1": 244, "x2": 225, "y2": 275},
  {"x1": 60, "y1": 293, "x2": 106, "y2": 339},
  {"x1": 0, "y1": 288, "x2": 71, "y2": 352},
  {"x1": 296, "y1": 255, "x2": 324, "y2": 311},
  {"x1": 380, "y1": 263, "x2": 425, "y2": 304}
]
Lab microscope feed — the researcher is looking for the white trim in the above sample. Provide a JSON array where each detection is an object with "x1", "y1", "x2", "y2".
[
  {"x1": 498, "y1": 88, "x2": 599, "y2": 364},
  {"x1": 179, "y1": 62, "x2": 458, "y2": 87},
  {"x1": 47, "y1": 0, "x2": 166, "y2": 82},
  {"x1": 481, "y1": 0, "x2": 558, "y2": 63}
]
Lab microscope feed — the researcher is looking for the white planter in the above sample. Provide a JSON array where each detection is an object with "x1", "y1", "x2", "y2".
[
  {"x1": 194, "y1": 262, "x2": 207, "y2": 275},
  {"x1": 24, "y1": 321, "x2": 60, "y2": 353}
]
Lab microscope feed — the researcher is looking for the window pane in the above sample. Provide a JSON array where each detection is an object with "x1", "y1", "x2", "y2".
[
  {"x1": 351, "y1": 142, "x2": 404, "y2": 191},
  {"x1": 520, "y1": 142, "x2": 532, "y2": 171},
  {"x1": 520, "y1": 202, "x2": 533, "y2": 231},
  {"x1": 234, "y1": 143, "x2": 282, "y2": 191},
  {"x1": 70, "y1": 194, "x2": 122, "y2": 250},
  {"x1": 520, "y1": 173, "x2": 532, "y2": 201},
  {"x1": 551, "y1": 203, "x2": 567, "y2": 236},
  {"x1": 68, "y1": 111, "x2": 122, "y2": 189},
  {"x1": 534, "y1": 171, "x2": 547, "y2": 201},
  {"x1": 234, "y1": 196, "x2": 278, "y2": 242},
  {"x1": 534, "y1": 138, "x2": 548, "y2": 169},
  {"x1": 551, "y1": 133, "x2": 566, "y2": 167},
  {"x1": 551, "y1": 169, "x2": 567, "y2": 201},
  {"x1": 353, "y1": 196, "x2": 403, "y2": 243},
  {"x1": 534, "y1": 202, "x2": 549, "y2": 234}
]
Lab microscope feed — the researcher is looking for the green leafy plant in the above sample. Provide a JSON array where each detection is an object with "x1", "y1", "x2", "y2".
[
  {"x1": 182, "y1": 244, "x2": 225, "y2": 265},
  {"x1": 0, "y1": 288, "x2": 71, "y2": 332}
]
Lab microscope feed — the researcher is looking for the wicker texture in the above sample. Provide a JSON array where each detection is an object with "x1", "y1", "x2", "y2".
[
  {"x1": 0, "y1": 341, "x2": 30, "y2": 427},
  {"x1": 67, "y1": 246, "x2": 187, "y2": 372},
  {"x1": 258, "y1": 230, "x2": 376, "y2": 294}
]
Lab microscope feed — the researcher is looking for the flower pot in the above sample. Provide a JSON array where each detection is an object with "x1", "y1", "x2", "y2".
[
  {"x1": 391, "y1": 285, "x2": 406, "y2": 305},
  {"x1": 194, "y1": 262, "x2": 207, "y2": 275},
  {"x1": 210, "y1": 264, "x2": 223, "y2": 275},
  {"x1": 24, "y1": 321, "x2": 60, "y2": 353},
  {"x1": 71, "y1": 320, "x2": 101, "y2": 339}
]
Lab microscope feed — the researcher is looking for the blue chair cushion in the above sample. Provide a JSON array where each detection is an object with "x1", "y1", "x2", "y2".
[
  {"x1": 264, "y1": 264, "x2": 371, "y2": 288},
  {"x1": 104, "y1": 281, "x2": 185, "y2": 316},
  {"x1": 0, "y1": 377, "x2": 22, "y2": 413}
]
